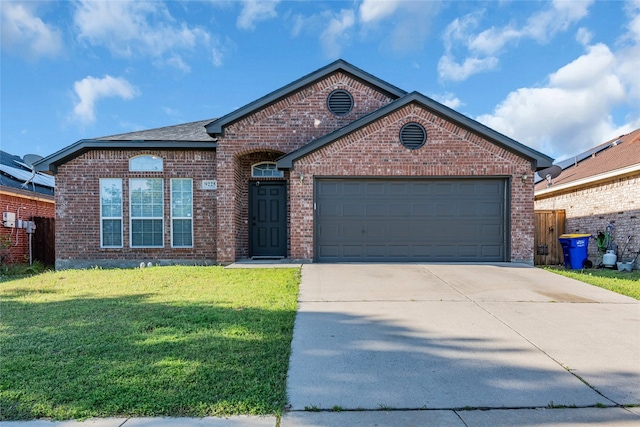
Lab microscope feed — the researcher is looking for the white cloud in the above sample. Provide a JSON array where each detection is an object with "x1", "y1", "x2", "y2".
[
  {"x1": 72, "y1": 76, "x2": 139, "y2": 124},
  {"x1": 522, "y1": 0, "x2": 593, "y2": 43},
  {"x1": 575, "y1": 27, "x2": 593, "y2": 46},
  {"x1": 73, "y1": 0, "x2": 215, "y2": 68},
  {"x1": 358, "y1": 0, "x2": 440, "y2": 53},
  {"x1": 431, "y1": 92, "x2": 464, "y2": 110},
  {"x1": 476, "y1": 44, "x2": 632, "y2": 160},
  {"x1": 359, "y1": 0, "x2": 400, "y2": 23},
  {"x1": 439, "y1": 1, "x2": 594, "y2": 81},
  {"x1": 237, "y1": 0, "x2": 279, "y2": 30},
  {"x1": 292, "y1": 1, "x2": 437, "y2": 58},
  {"x1": 0, "y1": 2, "x2": 63, "y2": 59},
  {"x1": 319, "y1": 9, "x2": 355, "y2": 58},
  {"x1": 437, "y1": 55, "x2": 498, "y2": 82}
]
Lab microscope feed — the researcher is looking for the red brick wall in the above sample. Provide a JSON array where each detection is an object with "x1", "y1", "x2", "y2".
[
  {"x1": 0, "y1": 188, "x2": 55, "y2": 264},
  {"x1": 215, "y1": 71, "x2": 396, "y2": 262},
  {"x1": 54, "y1": 150, "x2": 216, "y2": 268},
  {"x1": 53, "y1": 72, "x2": 538, "y2": 266},
  {"x1": 288, "y1": 103, "x2": 535, "y2": 262}
]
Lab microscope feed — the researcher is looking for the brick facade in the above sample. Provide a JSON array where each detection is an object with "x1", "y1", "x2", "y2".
[
  {"x1": 535, "y1": 174, "x2": 640, "y2": 267},
  {"x1": 54, "y1": 150, "x2": 216, "y2": 269},
  {"x1": 287, "y1": 103, "x2": 534, "y2": 262},
  {"x1": 0, "y1": 188, "x2": 55, "y2": 264},
  {"x1": 46, "y1": 62, "x2": 546, "y2": 268},
  {"x1": 214, "y1": 72, "x2": 395, "y2": 263}
]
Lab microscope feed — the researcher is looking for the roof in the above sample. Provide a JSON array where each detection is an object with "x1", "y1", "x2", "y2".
[
  {"x1": 535, "y1": 128, "x2": 640, "y2": 193},
  {"x1": 205, "y1": 59, "x2": 407, "y2": 136},
  {"x1": 34, "y1": 119, "x2": 218, "y2": 174},
  {"x1": 97, "y1": 118, "x2": 216, "y2": 141},
  {"x1": 0, "y1": 151, "x2": 55, "y2": 195},
  {"x1": 277, "y1": 91, "x2": 554, "y2": 171}
]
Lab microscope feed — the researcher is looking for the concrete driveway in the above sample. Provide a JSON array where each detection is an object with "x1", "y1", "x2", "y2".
[{"x1": 285, "y1": 264, "x2": 640, "y2": 415}]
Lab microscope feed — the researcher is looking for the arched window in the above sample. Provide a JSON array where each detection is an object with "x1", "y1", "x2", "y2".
[
  {"x1": 129, "y1": 155, "x2": 163, "y2": 172},
  {"x1": 251, "y1": 162, "x2": 283, "y2": 178}
]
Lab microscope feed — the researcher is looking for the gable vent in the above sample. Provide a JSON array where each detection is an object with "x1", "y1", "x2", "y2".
[
  {"x1": 399, "y1": 123, "x2": 427, "y2": 150},
  {"x1": 327, "y1": 90, "x2": 353, "y2": 116}
]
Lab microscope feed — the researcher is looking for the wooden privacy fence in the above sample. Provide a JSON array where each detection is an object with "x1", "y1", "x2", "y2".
[
  {"x1": 32, "y1": 216, "x2": 55, "y2": 267},
  {"x1": 534, "y1": 210, "x2": 565, "y2": 266}
]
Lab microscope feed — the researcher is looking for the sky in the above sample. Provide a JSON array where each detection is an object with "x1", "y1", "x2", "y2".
[{"x1": 1, "y1": 0, "x2": 639, "y2": 163}]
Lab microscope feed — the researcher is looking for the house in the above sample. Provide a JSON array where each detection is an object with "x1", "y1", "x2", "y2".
[
  {"x1": 35, "y1": 60, "x2": 552, "y2": 269},
  {"x1": 534, "y1": 128, "x2": 640, "y2": 267},
  {"x1": 1, "y1": 151, "x2": 55, "y2": 265}
]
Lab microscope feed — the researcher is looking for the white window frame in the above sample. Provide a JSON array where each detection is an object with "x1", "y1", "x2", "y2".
[
  {"x1": 251, "y1": 162, "x2": 284, "y2": 178},
  {"x1": 171, "y1": 178, "x2": 193, "y2": 248},
  {"x1": 100, "y1": 178, "x2": 123, "y2": 248},
  {"x1": 129, "y1": 178, "x2": 164, "y2": 248},
  {"x1": 129, "y1": 155, "x2": 163, "y2": 172}
]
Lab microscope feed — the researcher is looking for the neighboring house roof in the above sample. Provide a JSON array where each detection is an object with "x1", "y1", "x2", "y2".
[
  {"x1": 0, "y1": 151, "x2": 55, "y2": 196},
  {"x1": 205, "y1": 59, "x2": 407, "y2": 136},
  {"x1": 535, "y1": 128, "x2": 640, "y2": 195},
  {"x1": 34, "y1": 119, "x2": 218, "y2": 173},
  {"x1": 277, "y1": 91, "x2": 553, "y2": 171}
]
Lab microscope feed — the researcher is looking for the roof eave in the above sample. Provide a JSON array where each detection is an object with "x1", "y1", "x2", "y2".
[
  {"x1": 535, "y1": 163, "x2": 640, "y2": 198},
  {"x1": 205, "y1": 59, "x2": 408, "y2": 136},
  {"x1": 33, "y1": 139, "x2": 217, "y2": 174},
  {"x1": 277, "y1": 92, "x2": 554, "y2": 170}
]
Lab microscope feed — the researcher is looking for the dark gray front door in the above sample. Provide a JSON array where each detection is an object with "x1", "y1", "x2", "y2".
[
  {"x1": 315, "y1": 178, "x2": 508, "y2": 262},
  {"x1": 250, "y1": 181, "x2": 287, "y2": 258}
]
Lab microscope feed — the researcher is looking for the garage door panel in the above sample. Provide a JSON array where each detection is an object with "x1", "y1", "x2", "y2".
[
  {"x1": 365, "y1": 183, "x2": 386, "y2": 195},
  {"x1": 366, "y1": 203, "x2": 387, "y2": 216},
  {"x1": 411, "y1": 203, "x2": 434, "y2": 216},
  {"x1": 342, "y1": 203, "x2": 364, "y2": 217},
  {"x1": 412, "y1": 183, "x2": 432, "y2": 195},
  {"x1": 389, "y1": 203, "x2": 411, "y2": 216},
  {"x1": 316, "y1": 179, "x2": 507, "y2": 262},
  {"x1": 389, "y1": 183, "x2": 410, "y2": 195},
  {"x1": 343, "y1": 245, "x2": 363, "y2": 257}
]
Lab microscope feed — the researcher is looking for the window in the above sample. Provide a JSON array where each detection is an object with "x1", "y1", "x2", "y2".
[
  {"x1": 100, "y1": 179, "x2": 122, "y2": 247},
  {"x1": 252, "y1": 162, "x2": 283, "y2": 178},
  {"x1": 130, "y1": 155, "x2": 163, "y2": 172},
  {"x1": 130, "y1": 178, "x2": 164, "y2": 247},
  {"x1": 171, "y1": 179, "x2": 193, "y2": 247}
]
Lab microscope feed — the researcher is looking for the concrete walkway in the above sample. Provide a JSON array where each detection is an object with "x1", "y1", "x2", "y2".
[{"x1": 3, "y1": 263, "x2": 639, "y2": 426}]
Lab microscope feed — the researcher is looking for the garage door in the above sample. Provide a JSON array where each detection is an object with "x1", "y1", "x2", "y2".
[{"x1": 315, "y1": 178, "x2": 508, "y2": 262}]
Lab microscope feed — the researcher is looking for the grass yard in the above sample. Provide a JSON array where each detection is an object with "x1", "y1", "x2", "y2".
[
  {"x1": 0, "y1": 266, "x2": 300, "y2": 420},
  {"x1": 544, "y1": 267, "x2": 640, "y2": 300}
]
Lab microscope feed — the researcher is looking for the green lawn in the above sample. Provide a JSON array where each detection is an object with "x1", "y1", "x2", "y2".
[
  {"x1": 544, "y1": 267, "x2": 640, "y2": 300},
  {"x1": 0, "y1": 266, "x2": 300, "y2": 420}
]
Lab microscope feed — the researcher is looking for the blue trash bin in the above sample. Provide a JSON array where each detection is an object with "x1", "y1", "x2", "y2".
[{"x1": 558, "y1": 234, "x2": 591, "y2": 269}]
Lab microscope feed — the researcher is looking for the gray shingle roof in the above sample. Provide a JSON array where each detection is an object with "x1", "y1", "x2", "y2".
[
  {"x1": 98, "y1": 118, "x2": 216, "y2": 142},
  {"x1": 34, "y1": 119, "x2": 218, "y2": 173}
]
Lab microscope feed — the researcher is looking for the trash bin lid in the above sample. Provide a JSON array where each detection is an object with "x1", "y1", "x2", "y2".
[{"x1": 559, "y1": 233, "x2": 591, "y2": 238}]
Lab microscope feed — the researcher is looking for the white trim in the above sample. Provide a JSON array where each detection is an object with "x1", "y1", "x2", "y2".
[
  {"x1": 535, "y1": 164, "x2": 640, "y2": 198},
  {"x1": 99, "y1": 178, "x2": 123, "y2": 248},
  {"x1": 129, "y1": 178, "x2": 164, "y2": 248},
  {"x1": 170, "y1": 178, "x2": 194, "y2": 248}
]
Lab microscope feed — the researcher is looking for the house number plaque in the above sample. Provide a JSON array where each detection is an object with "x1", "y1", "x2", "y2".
[{"x1": 201, "y1": 180, "x2": 217, "y2": 190}]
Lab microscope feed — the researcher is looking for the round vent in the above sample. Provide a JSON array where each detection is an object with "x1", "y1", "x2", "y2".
[
  {"x1": 327, "y1": 90, "x2": 353, "y2": 116},
  {"x1": 399, "y1": 123, "x2": 427, "y2": 149}
]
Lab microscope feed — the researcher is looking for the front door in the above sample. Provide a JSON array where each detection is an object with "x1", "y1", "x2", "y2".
[{"x1": 249, "y1": 181, "x2": 287, "y2": 258}]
